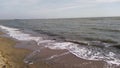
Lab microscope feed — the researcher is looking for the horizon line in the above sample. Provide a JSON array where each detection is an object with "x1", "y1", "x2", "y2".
[{"x1": 0, "y1": 16, "x2": 120, "y2": 20}]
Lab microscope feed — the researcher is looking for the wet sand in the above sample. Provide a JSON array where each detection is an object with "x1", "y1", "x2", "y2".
[
  {"x1": 35, "y1": 48, "x2": 120, "y2": 68},
  {"x1": 15, "y1": 41, "x2": 115, "y2": 68},
  {"x1": 29, "y1": 48, "x2": 105, "y2": 68},
  {"x1": 0, "y1": 31, "x2": 120, "y2": 68},
  {"x1": 15, "y1": 39, "x2": 120, "y2": 68}
]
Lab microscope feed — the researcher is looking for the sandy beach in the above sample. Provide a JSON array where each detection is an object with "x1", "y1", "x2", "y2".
[
  {"x1": 0, "y1": 32, "x2": 52, "y2": 68},
  {"x1": 0, "y1": 30, "x2": 120, "y2": 68}
]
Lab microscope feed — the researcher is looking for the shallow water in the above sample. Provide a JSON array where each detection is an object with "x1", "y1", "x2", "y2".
[{"x1": 0, "y1": 17, "x2": 120, "y2": 68}]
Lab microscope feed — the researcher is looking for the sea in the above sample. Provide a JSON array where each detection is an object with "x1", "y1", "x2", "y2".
[{"x1": 0, "y1": 17, "x2": 120, "y2": 68}]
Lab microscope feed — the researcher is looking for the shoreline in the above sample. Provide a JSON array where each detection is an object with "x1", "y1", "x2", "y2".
[
  {"x1": 0, "y1": 31, "x2": 104, "y2": 68},
  {"x1": 0, "y1": 32, "x2": 30, "y2": 68},
  {"x1": 0, "y1": 32, "x2": 51, "y2": 68},
  {"x1": 0, "y1": 28, "x2": 120, "y2": 68}
]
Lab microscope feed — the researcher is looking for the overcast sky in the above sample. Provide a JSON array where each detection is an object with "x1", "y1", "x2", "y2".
[{"x1": 0, "y1": 0, "x2": 120, "y2": 19}]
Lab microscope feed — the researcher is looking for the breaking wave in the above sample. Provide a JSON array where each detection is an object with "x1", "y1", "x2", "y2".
[{"x1": 1, "y1": 25, "x2": 120, "y2": 66}]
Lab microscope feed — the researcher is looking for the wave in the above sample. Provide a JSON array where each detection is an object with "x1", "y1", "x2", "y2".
[
  {"x1": 81, "y1": 37, "x2": 118, "y2": 44},
  {"x1": 0, "y1": 25, "x2": 41, "y2": 42},
  {"x1": 91, "y1": 28, "x2": 120, "y2": 33},
  {"x1": 1, "y1": 25, "x2": 120, "y2": 66}
]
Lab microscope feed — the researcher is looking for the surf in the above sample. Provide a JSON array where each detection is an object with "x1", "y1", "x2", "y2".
[{"x1": 1, "y1": 25, "x2": 120, "y2": 66}]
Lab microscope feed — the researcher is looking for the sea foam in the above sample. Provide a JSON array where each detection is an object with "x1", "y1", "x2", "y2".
[{"x1": 1, "y1": 25, "x2": 120, "y2": 66}]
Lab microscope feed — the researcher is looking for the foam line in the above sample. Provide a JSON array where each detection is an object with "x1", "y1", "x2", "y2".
[
  {"x1": 46, "y1": 52, "x2": 70, "y2": 60},
  {"x1": 0, "y1": 25, "x2": 42, "y2": 41}
]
